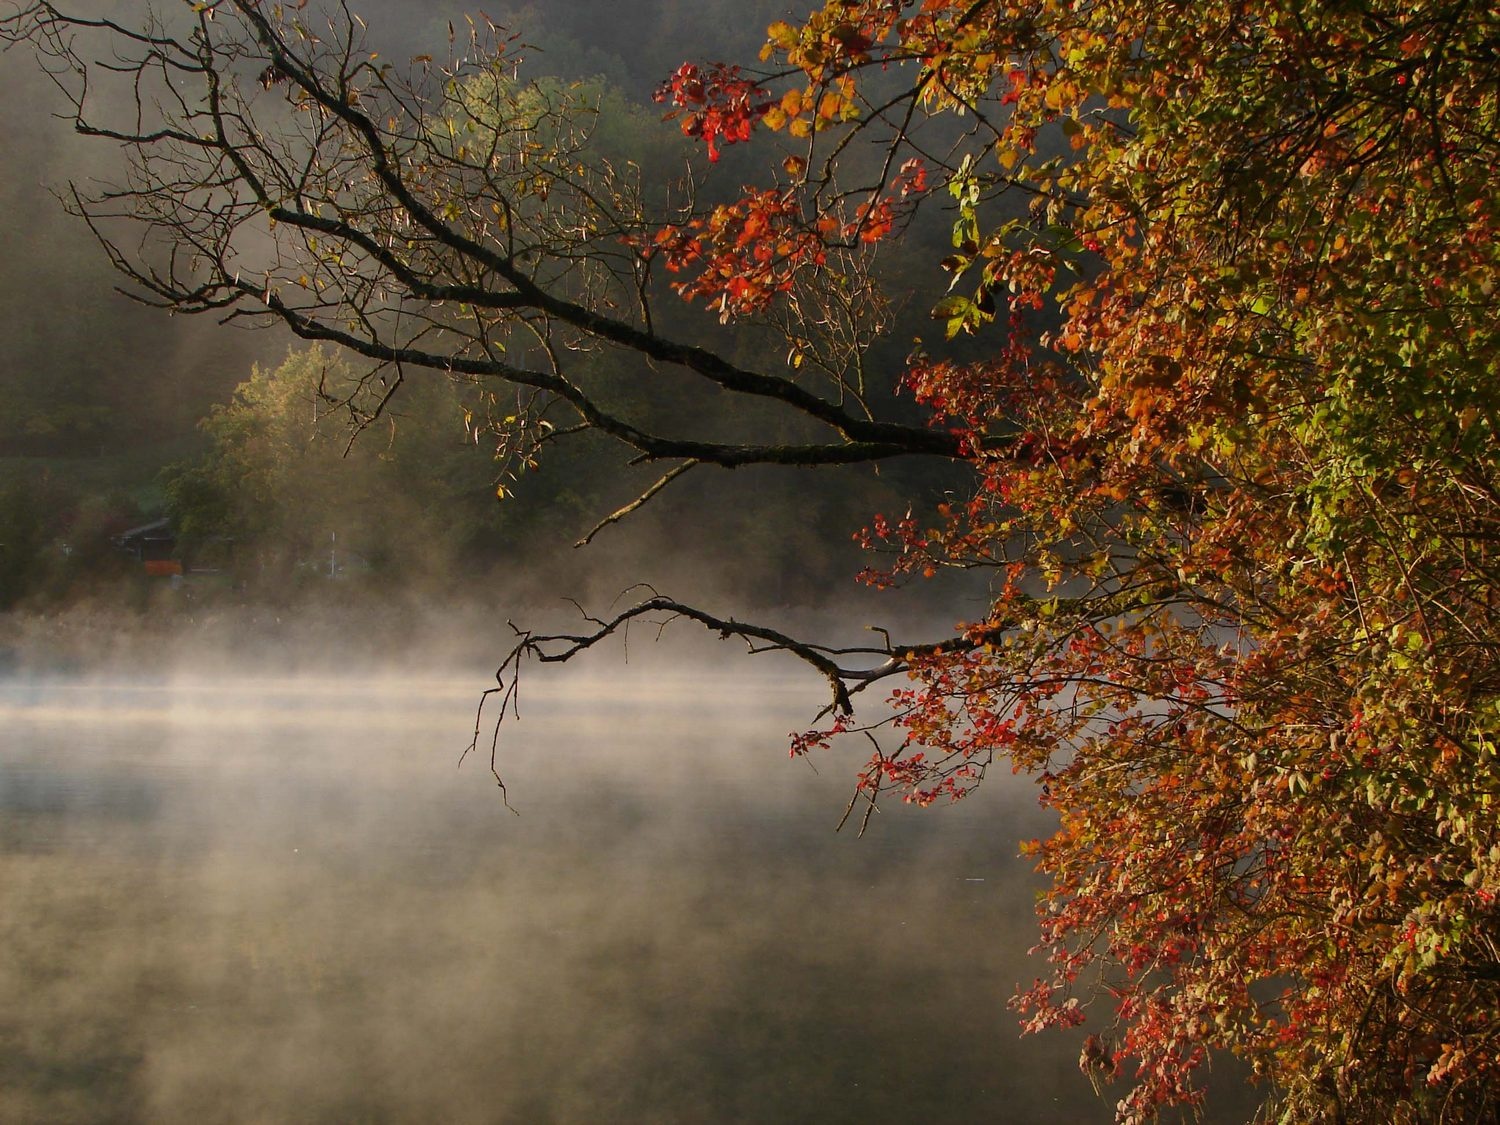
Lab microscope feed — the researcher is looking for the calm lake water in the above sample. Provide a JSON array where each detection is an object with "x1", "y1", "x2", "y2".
[{"x1": 0, "y1": 663, "x2": 1196, "y2": 1122}]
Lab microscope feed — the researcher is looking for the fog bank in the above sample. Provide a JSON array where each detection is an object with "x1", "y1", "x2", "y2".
[{"x1": 2, "y1": 665, "x2": 1126, "y2": 1123}]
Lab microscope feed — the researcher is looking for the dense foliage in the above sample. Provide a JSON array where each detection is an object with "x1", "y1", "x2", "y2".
[
  {"x1": 729, "y1": 1, "x2": 1499, "y2": 1119},
  {"x1": 6, "y1": 0, "x2": 1498, "y2": 1119},
  {"x1": 160, "y1": 346, "x2": 515, "y2": 582}
]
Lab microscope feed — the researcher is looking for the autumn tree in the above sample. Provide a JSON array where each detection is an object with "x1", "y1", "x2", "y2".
[{"x1": 5, "y1": 0, "x2": 1499, "y2": 1120}]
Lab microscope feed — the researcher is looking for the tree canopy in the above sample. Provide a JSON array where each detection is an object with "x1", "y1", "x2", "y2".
[
  {"x1": 5, "y1": 0, "x2": 1499, "y2": 1119},
  {"x1": 159, "y1": 345, "x2": 515, "y2": 580}
]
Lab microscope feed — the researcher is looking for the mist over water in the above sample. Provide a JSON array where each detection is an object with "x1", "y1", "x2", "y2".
[{"x1": 0, "y1": 646, "x2": 1125, "y2": 1124}]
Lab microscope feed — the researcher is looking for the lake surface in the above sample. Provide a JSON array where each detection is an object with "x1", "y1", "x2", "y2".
[{"x1": 0, "y1": 663, "x2": 1148, "y2": 1122}]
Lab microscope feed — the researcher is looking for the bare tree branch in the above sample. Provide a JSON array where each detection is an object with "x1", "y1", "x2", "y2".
[
  {"x1": 574, "y1": 459, "x2": 699, "y2": 547},
  {"x1": 1, "y1": 0, "x2": 977, "y2": 486}
]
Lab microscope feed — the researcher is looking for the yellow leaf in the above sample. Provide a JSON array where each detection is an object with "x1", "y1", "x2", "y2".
[{"x1": 767, "y1": 20, "x2": 798, "y2": 49}]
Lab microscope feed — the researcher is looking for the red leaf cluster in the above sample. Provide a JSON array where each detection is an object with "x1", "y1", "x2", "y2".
[{"x1": 654, "y1": 62, "x2": 772, "y2": 162}]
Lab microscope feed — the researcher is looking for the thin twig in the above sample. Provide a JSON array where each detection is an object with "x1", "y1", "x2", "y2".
[{"x1": 574, "y1": 459, "x2": 699, "y2": 547}]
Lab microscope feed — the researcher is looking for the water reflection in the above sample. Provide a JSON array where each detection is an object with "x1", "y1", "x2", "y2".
[{"x1": 0, "y1": 669, "x2": 1186, "y2": 1122}]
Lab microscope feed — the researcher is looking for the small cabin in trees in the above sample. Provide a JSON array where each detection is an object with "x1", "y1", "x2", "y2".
[{"x1": 113, "y1": 518, "x2": 181, "y2": 576}]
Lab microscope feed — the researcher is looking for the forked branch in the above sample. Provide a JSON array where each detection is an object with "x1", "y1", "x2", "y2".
[{"x1": 460, "y1": 592, "x2": 998, "y2": 791}]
